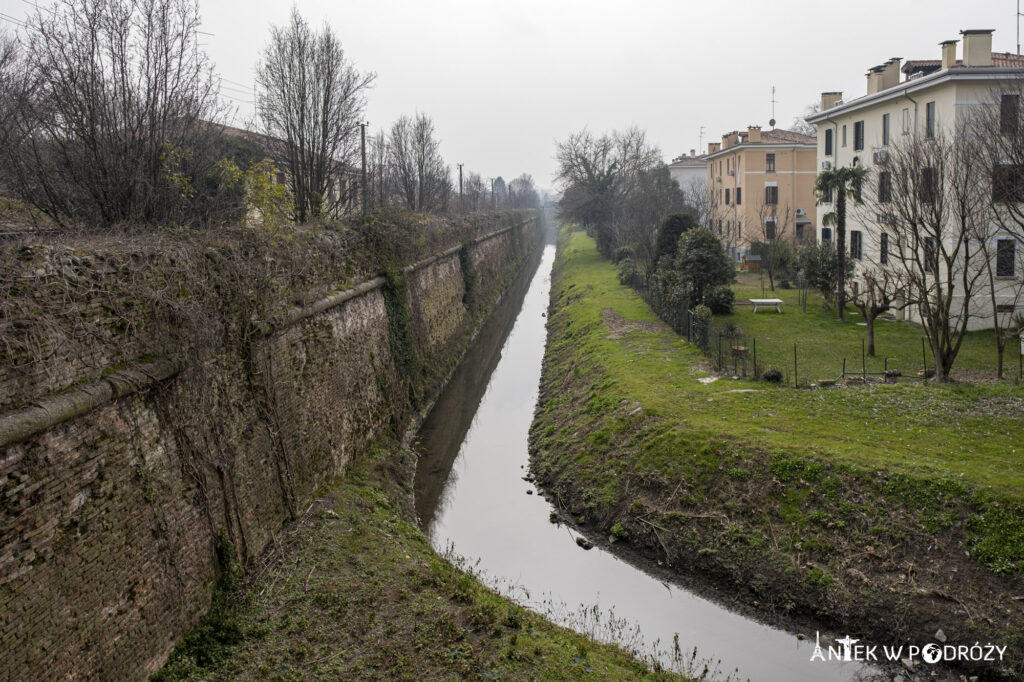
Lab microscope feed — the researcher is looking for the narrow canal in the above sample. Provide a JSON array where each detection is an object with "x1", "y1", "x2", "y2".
[{"x1": 414, "y1": 240, "x2": 883, "y2": 682}]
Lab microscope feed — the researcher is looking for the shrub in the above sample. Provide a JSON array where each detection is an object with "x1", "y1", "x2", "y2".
[
  {"x1": 616, "y1": 258, "x2": 636, "y2": 285},
  {"x1": 654, "y1": 212, "x2": 698, "y2": 265},
  {"x1": 720, "y1": 321, "x2": 743, "y2": 339},
  {"x1": 612, "y1": 246, "x2": 635, "y2": 264},
  {"x1": 675, "y1": 229, "x2": 734, "y2": 304},
  {"x1": 704, "y1": 284, "x2": 734, "y2": 314},
  {"x1": 762, "y1": 367, "x2": 783, "y2": 383},
  {"x1": 693, "y1": 304, "x2": 712, "y2": 325}
]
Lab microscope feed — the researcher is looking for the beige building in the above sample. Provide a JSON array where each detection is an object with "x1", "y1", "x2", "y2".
[
  {"x1": 705, "y1": 127, "x2": 817, "y2": 261},
  {"x1": 806, "y1": 28, "x2": 1024, "y2": 330}
]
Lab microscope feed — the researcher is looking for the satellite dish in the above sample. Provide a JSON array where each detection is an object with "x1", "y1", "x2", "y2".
[{"x1": 769, "y1": 118, "x2": 776, "y2": 128}]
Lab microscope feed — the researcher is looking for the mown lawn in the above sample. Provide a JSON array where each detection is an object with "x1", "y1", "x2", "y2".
[
  {"x1": 557, "y1": 229, "x2": 1024, "y2": 498},
  {"x1": 720, "y1": 271, "x2": 1020, "y2": 382}
]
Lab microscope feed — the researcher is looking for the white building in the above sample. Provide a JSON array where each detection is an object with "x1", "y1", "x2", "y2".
[
  {"x1": 806, "y1": 28, "x2": 1024, "y2": 330},
  {"x1": 667, "y1": 150, "x2": 708, "y2": 212}
]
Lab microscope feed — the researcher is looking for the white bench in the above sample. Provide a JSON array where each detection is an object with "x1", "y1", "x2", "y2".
[{"x1": 749, "y1": 298, "x2": 783, "y2": 313}]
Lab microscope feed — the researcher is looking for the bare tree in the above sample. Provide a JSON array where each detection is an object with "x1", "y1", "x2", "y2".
[
  {"x1": 508, "y1": 173, "x2": 539, "y2": 209},
  {"x1": 790, "y1": 102, "x2": 821, "y2": 137},
  {"x1": 864, "y1": 130, "x2": 988, "y2": 381},
  {"x1": 745, "y1": 201, "x2": 794, "y2": 291},
  {"x1": 257, "y1": 8, "x2": 374, "y2": 223},
  {"x1": 963, "y1": 80, "x2": 1024, "y2": 377},
  {"x1": 464, "y1": 172, "x2": 485, "y2": 211},
  {"x1": 555, "y1": 126, "x2": 660, "y2": 255},
  {"x1": 618, "y1": 164, "x2": 686, "y2": 276},
  {"x1": 848, "y1": 267, "x2": 909, "y2": 357},
  {"x1": 678, "y1": 176, "x2": 712, "y2": 229},
  {"x1": 1, "y1": 0, "x2": 220, "y2": 228},
  {"x1": 387, "y1": 112, "x2": 451, "y2": 213}
]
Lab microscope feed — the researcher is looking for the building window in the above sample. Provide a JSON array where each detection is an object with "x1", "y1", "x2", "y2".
[
  {"x1": 993, "y1": 164, "x2": 1024, "y2": 202},
  {"x1": 717, "y1": 219, "x2": 722, "y2": 235},
  {"x1": 796, "y1": 223, "x2": 805, "y2": 241},
  {"x1": 736, "y1": 187, "x2": 742, "y2": 205},
  {"x1": 765, "y1": 217, "x2": 777, "y2": 240},
  {"x1": 902, "y1": 107, "x2": 910, "y2": 134},
  {"x1": 853, "y1": 121, "x2": 865, "y2": 151},
  {"x1": 925, "y1": 101, "x2": 936, "y2": 138},
  {"x1": 842, "y1": 125, "x2": 847, "y2": 147},
  {"x1": 880, "y1": 232, "x2": 889, "y2": 265},
  {"x1": 725, "y1": 188, "x2": 730, "y2": 205},
  {"x1": 824, "y1": 129, "x2": 833, "y2": 156},
  {"x1": 766, "y1": 153, "x2": 775, "y2": 172},
  {"x1": 878, "y1": 171, "x2": 892, "y2": 203},
  {"x1": 850, "y1": 230, "x2": 863, "y2": 260},
  {"x1": 822, "y1": 227, "x2": 833, "y2": 242},
  {"x1": 882, "y1": 113, "x2": 890, "y2": 146},
  {"x1": 1001, "y1": 94, "x2": 1020, "y2": 134},
  {"x1": 997, "y1": 239, "x2": 1016, "y2": 277},
  {"x1": 924, "y1": 237, "x2": 936, "y2": 273},
  {"x1": 765, "y1": 185, "x2": 778, "y2": 204},
  {"x1": 920, "y1": 167, "x2": 937, "y2": 204}
]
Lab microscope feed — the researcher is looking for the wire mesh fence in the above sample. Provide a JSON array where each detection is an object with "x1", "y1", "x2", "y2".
[{"x1": 625, "y1": 273, "x2": 999, "y2": 386}]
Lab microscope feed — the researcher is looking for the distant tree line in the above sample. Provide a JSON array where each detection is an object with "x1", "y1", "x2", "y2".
[{"x1": 0, "y1": 0, "x2": 536, "y2": 231}]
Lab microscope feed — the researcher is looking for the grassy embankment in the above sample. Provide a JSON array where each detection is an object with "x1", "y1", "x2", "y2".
[
  {"x1": 723, "y1": 270, "x2": 1017, "y2": 381},
  {"x1": 155, "y1": 440, "x2": 680, "y2": 681},
  {"x1": 530, "y1": 227, "x2": 1024, "y2": 679}
]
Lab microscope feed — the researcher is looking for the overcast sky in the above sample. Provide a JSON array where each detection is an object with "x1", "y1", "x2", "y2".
[{"x1": 0, "y1": 0, "x2": 1020, "y2": 192}]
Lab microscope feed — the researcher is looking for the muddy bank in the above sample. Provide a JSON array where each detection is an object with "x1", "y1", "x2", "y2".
[{"x1": 529, "y1": 228, "x2": 1024, "y2": 681}]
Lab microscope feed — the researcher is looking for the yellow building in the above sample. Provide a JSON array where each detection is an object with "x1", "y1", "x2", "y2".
[{"x1": 705, "y1": 126, "x2": 817, "y2": 261}]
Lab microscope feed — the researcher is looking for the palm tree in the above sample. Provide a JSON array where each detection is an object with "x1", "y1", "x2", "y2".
[{"x1": 815, "y1": 166, "x2": 868, "y2": 320}]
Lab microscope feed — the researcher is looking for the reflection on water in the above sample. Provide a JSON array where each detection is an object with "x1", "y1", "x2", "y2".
[{"x1": 414, "y1": 244, "x2": 885, "y2": 682}]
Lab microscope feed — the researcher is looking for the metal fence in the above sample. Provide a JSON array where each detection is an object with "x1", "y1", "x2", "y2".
[{"x1": 625, "y1": 272, "x2": 998, "y2": 386}]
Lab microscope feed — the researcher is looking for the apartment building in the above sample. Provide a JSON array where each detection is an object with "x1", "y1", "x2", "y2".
[
  {"x1": 806, "y1": 28, "x2": 1024, "y2": 330},
  {"x1": 668, "y1": 149, "x2": 707, "y2": 196},
  {"x1": 705, "y1": 126, "x2": 817, "y2": 261}
]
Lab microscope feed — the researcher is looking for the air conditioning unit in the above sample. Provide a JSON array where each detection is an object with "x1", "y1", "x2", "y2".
[
  {"x1": 727, "y1": 169, "x2": 735, "y2": 176},
  {"x1": 873, "y1": 150, "x2": 890, "y2": 164},
  {"x1": 821, "y1": 161, "x2": 833, "y2": 170},
  {"x1": 796, "y1": 208, "x2": 806, "y2": 216}
]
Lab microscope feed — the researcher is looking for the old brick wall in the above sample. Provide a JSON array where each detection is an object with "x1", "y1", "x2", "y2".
[{"x1": 0, "y1": 215, "x2": 540, "y2": 681}]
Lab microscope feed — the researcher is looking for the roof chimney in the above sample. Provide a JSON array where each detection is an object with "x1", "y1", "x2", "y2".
[
  {"x1": 690, "y1": 149, "x2": 695, "y2": 157},
  {"x1": 866, "y1": 66, "x2": 885, "y2": 95},
  {"x1": 881, "y1": 58, "x2": 902, "y2": 90},
  {"x1": 940, "y1": 40, "x2": 958, "y2": 70},
  {"x1": 747, "y1": 126, "x2": 762, "y2": 143},
  {"x1": 960, "y1": 29, "x2": 993, "y2": 67},
  {"x1": 708, "y1": 142, "x2": 720, "y2": 154},
  {"x1": 821, "y1": 91, "x2": 843, "y2": 111},
  {"x1": 723, "y1": 131, "x2": 739, "y2": 148}
]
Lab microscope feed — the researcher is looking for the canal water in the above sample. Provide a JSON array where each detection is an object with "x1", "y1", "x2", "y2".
[{"x1": 414, "y1": 242, "x2": 884, "y2": 682}]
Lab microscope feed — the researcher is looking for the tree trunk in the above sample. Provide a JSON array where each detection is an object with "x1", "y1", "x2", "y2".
[
  {"x1": 836, "y1": 191, "x2": 846, "y2": 321},
  {"x1": 866, "y1": 312, "x2": 876, "y2": 357}
]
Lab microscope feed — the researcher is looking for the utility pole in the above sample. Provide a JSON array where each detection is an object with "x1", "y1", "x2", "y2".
[
  {"x1": 457, "y1": 163, "x2": 464, "y2": 214},
  {"x1": 359, "y1": 122, "x2": 368, "y2": 214},
  {"x1": 699, "y1": 126, "x2": 705, "y2": 154}
]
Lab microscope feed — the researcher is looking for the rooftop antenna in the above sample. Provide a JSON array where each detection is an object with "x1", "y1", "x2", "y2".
[
  {"x1": 698, "y1": 125, "x2": 705, "y2": 154},
  {"x1": 1019, "y1": 0, "x2": 1023, "y2": 55},
  {"x1": 769, "y1": 86, "x2": 778, "y2": 129}
]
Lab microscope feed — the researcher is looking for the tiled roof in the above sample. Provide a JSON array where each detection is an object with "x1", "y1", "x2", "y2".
[
  {"x1": 902, "y1": 52, "x2": 1024, "y2": 75},
  {"x1": 669, "y1": 154, "x2": 707, "y2": 167},
  {"x1": 736, "y1": 128, "x2": 816, "y2": 144}
]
